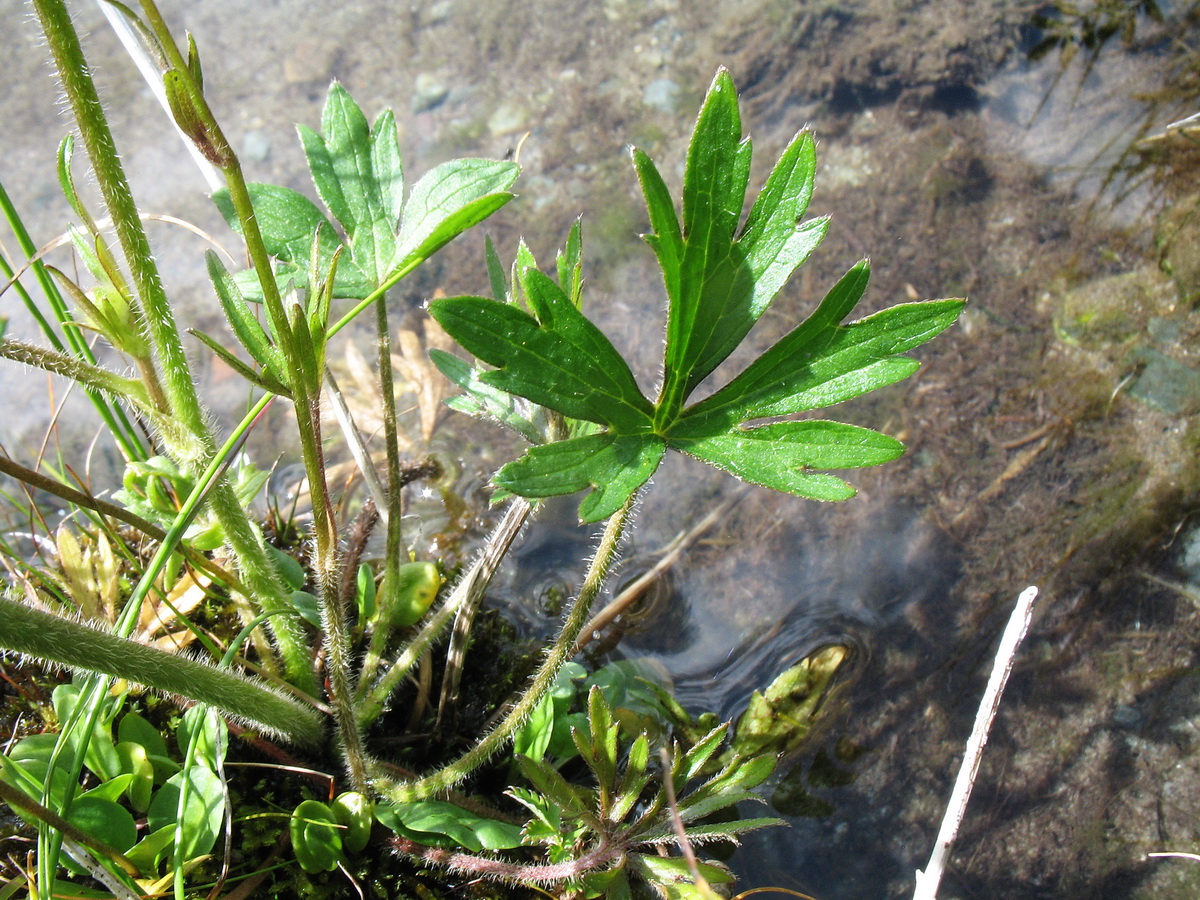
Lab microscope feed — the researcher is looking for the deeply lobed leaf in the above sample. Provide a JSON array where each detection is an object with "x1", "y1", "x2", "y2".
[
  {"x1": 428, "y1": 280, "x2": 652, "y2": 431},
  {"x1": 434, "y1": 69, "x2": 965, "y2": 520},
  {"x1": 494, "y1": 432, "x2": 665, "y2": 523}
]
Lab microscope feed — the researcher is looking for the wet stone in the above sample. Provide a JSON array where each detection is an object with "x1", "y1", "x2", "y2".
[
  {"x1": 1157, "y1": 195, "x2": 1200, "y2": 305},
  {"x1": 642, "y1": 78, "x2": 682, "y2": 114},
  {"x1": 1053, "y1": 268, "x2": 1170, "y2": 350},
  {"x1": 412, "y1": 72, "x2": 451, "y2": 112},
  {"x1": 1126, "y1": 348, "x2": 1200, "y2": 416}
]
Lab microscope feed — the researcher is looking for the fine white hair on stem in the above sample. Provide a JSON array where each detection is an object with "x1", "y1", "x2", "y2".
[{"x1": 912, "y1": 585, "x2": 1039, "y2": 900}]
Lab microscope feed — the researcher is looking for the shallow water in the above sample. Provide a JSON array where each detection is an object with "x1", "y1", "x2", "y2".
[{"x1": 3, "y1": 1, "x2": 1200, "y2": 897}]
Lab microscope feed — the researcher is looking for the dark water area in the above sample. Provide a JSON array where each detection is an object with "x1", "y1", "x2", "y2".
[{"x1": 3, "y1": 0, "x2": 1200, "y2": 897}]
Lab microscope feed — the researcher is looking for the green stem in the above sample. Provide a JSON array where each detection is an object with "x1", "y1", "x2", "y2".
[
  {"x1": 374, "y1": 290, "x2": 406, "y2": 633},
  {"x1": 33, "y1": 0, "x2": 307, "y2": 689},
  {"x1": 373, "y1": 492, "x2": 635, "y2": 801},
  {"x1": 0, "y1": 597, "x2": 324, "y2": 746},
  {"x1": 134, "y1": 0, "x2": 292, "y2": 373},
  {"x1": 328, "y1": 257, "x2": 422, "y2": 338},
  {"x1": 356, "y1": 498, "x2": 534, "y2": 728},
  {"x1": 0, "y1": 180, "x2": 144, "y2": 460},
  {"x1": 32, "y1": 0, "x2": 200, "y2": 434},
  {"x1": 296, "y1": 385, "x2": 372, "y2": 790}
]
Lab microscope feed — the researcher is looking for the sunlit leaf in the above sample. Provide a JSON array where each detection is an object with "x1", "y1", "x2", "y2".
[
  {"x1": 494, "y1": 432, "x2": 665, "y2": 523},
  {"x1": 435, "y1": 69, "x2": 964, "y2": 519},
  {"x1": 146, "y1": 763, "x2": 224, "y2": 862},
  {"x1": 375, "y1": 800, "x2": 524, "y2": 852},
  {"x1": 393, "y1": 158, "x2": 519, "y2": 270}
]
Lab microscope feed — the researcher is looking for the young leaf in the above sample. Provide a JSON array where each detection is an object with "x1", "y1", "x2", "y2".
[
  {"x1": 429, "y1": 274, "x2": 653, "y2": 431},
  {"x1": 484, "y1": 234, "x2": 509, "y2": 302},
  {"x1": 392, "y1": 158, "x2": 519, "y2": 271},
  {"x1": 299, "y1": 84, "x2": 397, "y2": 281},
  {"x1": 204, "y1": 252, "x2": 288, "y2": 386},
  {"x1": 494, "y1": 432, "x2": 665, "y2": 523}
]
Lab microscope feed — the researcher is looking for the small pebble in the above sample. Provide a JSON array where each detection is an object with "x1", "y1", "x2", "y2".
[
  {"x1": 1112, "y1": 704, "x2": 1144, "y2": 730},
  {"x1": 412, "y1": 73, "x2": 450, "y2": 112},
  {"x1": 242, "y1": 130, "x2": 270, "y2": 163},
  {"x1": 642, "y1": 78, "x2": 682, "y2": 114}
]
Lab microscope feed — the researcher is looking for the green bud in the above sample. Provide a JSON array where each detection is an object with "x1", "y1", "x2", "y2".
[{"x1": 376, "y1": 561, "x2": 441, "y2": 629}]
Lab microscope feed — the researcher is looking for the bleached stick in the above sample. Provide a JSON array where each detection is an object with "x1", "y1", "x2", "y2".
[
  {"x1": 97, "y1": 0, "x2": 223, "y2": 192},
  {"x1": 913, "y1": 585, "x2": 1039, "y2": 900}
]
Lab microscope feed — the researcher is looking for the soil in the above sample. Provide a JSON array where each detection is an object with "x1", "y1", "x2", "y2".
[{"x1": 3, "y1": 0, "x2": 1200, "y2": 898}]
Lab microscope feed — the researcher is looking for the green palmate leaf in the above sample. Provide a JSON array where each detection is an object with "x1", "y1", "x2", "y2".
[
  {"x1": 298, "y1": 84, "x2": 397, "y2": 281},
  {"x1": 213, "y1": 183, "x2": 331, "y2": 267},
  {"x1": 495, "y1": 432, "x2": 665, "y2": 523},
  {"x1": 434, "y1": 69, "x2": 964, "y2": 521},
  {"x1": 429, "y1": 272, "x2": 653, "y2": 430},
  {"x1": 212, "y1": 183, "x2": 373, "y2": 300}
]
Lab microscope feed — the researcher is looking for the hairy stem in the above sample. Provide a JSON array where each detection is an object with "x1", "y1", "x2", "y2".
[
  {"x1": 374, "y1": 491, "x2": 635, "y2": 801},
  {"x1": 33, "y1": 0, "x2": 196, "y2": 431},
  {"x1": 298, "y1": 387, "x2": 372, "y2": 791},
  {"x1": 0, "y1": 597, "x2": 324, "y2": 746},
  {"x1": 34, "y1": 0, "x2": 308, "y2": 689},
  {"x1": 390, "y1": 834, "x2": 622, "y2": 885},
  {"x1": 357, "y1": 497, "x2": 533, "y2": 728},
  {"x1": 0, "y1": 339, "x2": 151, "y2": 408}
]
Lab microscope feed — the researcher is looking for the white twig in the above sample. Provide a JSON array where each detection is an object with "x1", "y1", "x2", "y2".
[
  {"x1": 97, "y1": 0, "x2": 223, "y2": 192},
  {"x1": 1149, "y1": 851, "x2": 1200, "y2": 862},
  {"x1": 913, "y1": 585, "x2": 1039, "y2": 900}
]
